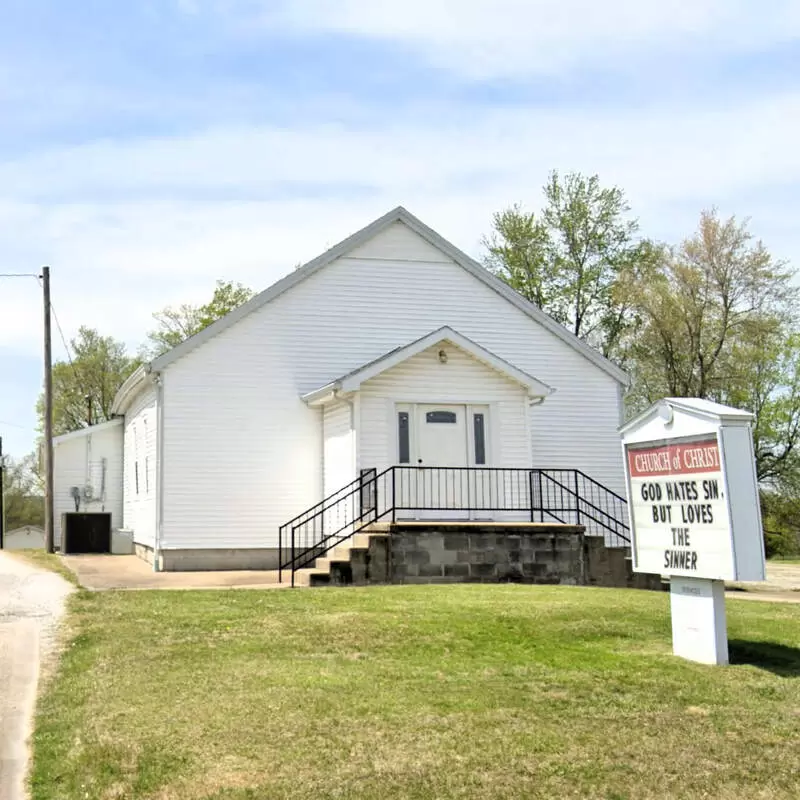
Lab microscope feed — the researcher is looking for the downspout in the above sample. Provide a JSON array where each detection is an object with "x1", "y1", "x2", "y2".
[{"x1": 153, "y1": 372, "x2": 164, "y2": 572}]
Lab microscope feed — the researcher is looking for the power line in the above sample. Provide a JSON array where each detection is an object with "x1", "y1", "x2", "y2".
[
  {"x1": 40, "y1": 281, "x2": 82, "y2": 390},
  {"x1": 0, "y1": 273, "x2": 40, "y2": 278},
  {"x1": 0, "y1": 420, "x2": 34, "y2": 430}
]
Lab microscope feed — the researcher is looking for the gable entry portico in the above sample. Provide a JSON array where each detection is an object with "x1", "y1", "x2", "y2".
[
  {"x1": 281, "y1": 325, "x2": 641, "y2": 585},
  {"x1": 303, "y1": 326, "x2": 553, "y2": 498}
]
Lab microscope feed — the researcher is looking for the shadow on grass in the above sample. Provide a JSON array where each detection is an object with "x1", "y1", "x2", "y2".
[{"x1": 729, "y1": 639, "x2": 800, "y2": 677}]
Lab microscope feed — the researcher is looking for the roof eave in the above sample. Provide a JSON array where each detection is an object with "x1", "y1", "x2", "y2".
[
  {"x1": 52, "y1": 417, "x2": 124, "y2": 445},
  {"x1": 110, "y1": 364, "x2": 152, "y2": 416},
  {"x1": 145, "y1": 206, "x2": 629, "y2": 385},
  {"x1": 301, "y1": 383, "x2": 340, "y2": 407}
]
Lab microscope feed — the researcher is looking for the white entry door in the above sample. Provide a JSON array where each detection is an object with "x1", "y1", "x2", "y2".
[
  {"x1": 394, "y1": 403, "x2": 492, "y2": 519},
  {"x1": 417, "y1": 405, "x2": 468, "y2": 468},
  {"x1": 410, "y1": 405, "x2": 469, "y2": 518}
]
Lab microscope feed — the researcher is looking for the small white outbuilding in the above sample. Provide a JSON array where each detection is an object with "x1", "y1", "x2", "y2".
[{"x1": 52, "y1": 419, "x2": 124, "y2": 552}]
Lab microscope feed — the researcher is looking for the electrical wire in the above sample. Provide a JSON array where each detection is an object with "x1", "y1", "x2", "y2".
[
  {"x1": 34, "y1": 276, "x2": 85, "y2": 393},
  {"x1": 0, "y1": 420, "x2": 34, "y2": 430}
]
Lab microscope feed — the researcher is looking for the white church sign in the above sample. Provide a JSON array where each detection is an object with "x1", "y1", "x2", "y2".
[{"x1": 621, "y1": 399, "x2": 766, "y2": 665}]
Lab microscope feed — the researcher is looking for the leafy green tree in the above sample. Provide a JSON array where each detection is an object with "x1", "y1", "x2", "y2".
[
  {"x1": 146, "y1": 280, "x2": 254, "y2": 357},
  {"x1": 622, "y1": 209, "x2": 800, "y2": 489},
  {"x1": 37, "y1": 327, "x2": 141, "y2": 436},
  {"x1": 484, "y1": 171, "x2": 650, "y2": 360},
  {"x1": 1, "y1": 453, "x2": 44, "y2": 530},
  {"x1": 761, "y1": 490, "x2": 800, "y2": 557}
]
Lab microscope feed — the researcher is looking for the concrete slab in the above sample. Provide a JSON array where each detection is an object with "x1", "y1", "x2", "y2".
[
  {"x1": 726, "y1": 561, "x2": 800, "y2": 601},
  {"x1": 726, "y1": 590, "x2": 800, "y2": 604},
  {"x1": 61, "y1": 555, "x2": 289, "y2": 591}
]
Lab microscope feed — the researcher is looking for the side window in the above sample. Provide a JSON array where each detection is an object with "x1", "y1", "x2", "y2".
[
  {"x1": 473, "y1": 413, "x2": 486, "y2": 465},
  {"x1": 132, "y1": 424, "x2": 139, "y2": 495},
  {"x1": 398, "y1": 412, "x2": 410, "y2": 463}
]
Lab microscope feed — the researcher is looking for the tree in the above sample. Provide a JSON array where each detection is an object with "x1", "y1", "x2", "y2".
[
  {"x1": 623, "y1": 209, "x2": 800, "y2": 489},
  {"x1": 484, "y1": 171, "x2": 649, "y2": 361},
  {"x1": 1, "y1": 453, "x2": 44, "y2": 530},
  {"x1": 37, "y1": 327, "x2": 141, "y2": 436},
  {"x1": 721, "y1": 331, "x2": 800, "y2": 488},
  {"x1": 146, "y1": 280, "x2": 254, "y2": 357}
]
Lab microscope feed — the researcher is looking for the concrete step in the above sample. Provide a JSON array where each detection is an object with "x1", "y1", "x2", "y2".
[
  {"x1": 291, "y1": 528, "x2": 391, "y2": 587},
  {"x1": 293, "y1": 568, "x2": 331, "y2": 587}
]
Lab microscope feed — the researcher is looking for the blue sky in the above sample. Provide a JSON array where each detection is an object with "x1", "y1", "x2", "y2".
[{"x1": 2, "y1": 0, "x2": 800, "y2": 456}]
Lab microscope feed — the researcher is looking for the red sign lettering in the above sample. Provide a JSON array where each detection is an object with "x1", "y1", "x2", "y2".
[{"x1": 627, "y1": 436, "x2": 720, "y2": 478}]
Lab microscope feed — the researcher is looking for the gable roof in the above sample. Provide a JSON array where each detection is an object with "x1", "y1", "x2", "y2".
[
  {"x1": 301, "y1": 326, "x2": 554, "y2": 406},
  {"x1": 620, "y1": 397, "x2": 753, "y2": 434},
  {"x1": 53, "y1": 417, "x2": 123, "y2": 444},
  {"x1": 142, "y1": 206, "x2": 628, "y2": 385}
]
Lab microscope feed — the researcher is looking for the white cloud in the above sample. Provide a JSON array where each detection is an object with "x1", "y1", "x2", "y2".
[
  {"x1": 4, "y1": 89, "x2": 800, "y2": 204},
  {"x1": 1, "y1": 87, "x2": 797, "y2": 357},
  {"x1": 251, "y1": 0, "x2": 800, "y2": 79},
  {"x1": 3, "y1": 86, "x2": 800, "y2": 453}
]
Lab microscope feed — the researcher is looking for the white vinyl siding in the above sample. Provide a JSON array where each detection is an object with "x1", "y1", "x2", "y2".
[
  {"x1": 347, "y1": 222, "x2": 453, "y2": 262},
  {"x1": 359, "y1": 342, "x2": 529, "y2": 473},
  {"x1": 323, "y1": 401, "x2": 355, "y2": 498},
  {"x1": 53, "y1": 421, "x2": 123, "y2": 548},
  {"x1": 123, "y1": 385, "x2": 157, "y2": 547},
  {"x1": 160, "y1": 221, "x2": 623, "y2": 550}
]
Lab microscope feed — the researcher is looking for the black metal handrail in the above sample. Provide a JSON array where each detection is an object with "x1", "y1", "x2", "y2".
[
  {"x1": 277, "y1": 471, "x2": 381, "y2": 582},
  {"x1": 531, "y1": 469, "x2": 630, "y2": 548},
  {"x1": 278, "y1": 466, "x2": 631, "y2": 585}
]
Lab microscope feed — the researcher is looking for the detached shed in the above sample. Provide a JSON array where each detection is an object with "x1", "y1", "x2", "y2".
[
  {"x1": 53, "y1": 419, "x2": 124, "y2": 550},
  {"x1": 2, "y1": 525, "x2": 45, "y2": 550}
]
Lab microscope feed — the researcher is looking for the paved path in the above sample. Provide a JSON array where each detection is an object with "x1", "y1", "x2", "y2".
[
  {"x1": 0, "y1": 553, "x2": 73, "y2": 800},
  {"x1": 726, "y1": 561, "x2": 800, "y2": 604},
  {"x1": 62, "y1": 554, "x2": 287, "y2": 590}
]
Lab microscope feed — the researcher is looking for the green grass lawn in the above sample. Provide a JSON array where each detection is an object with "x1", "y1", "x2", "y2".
[{"x1": 31, "y1": 585, "x2": 800, "y2": 800}]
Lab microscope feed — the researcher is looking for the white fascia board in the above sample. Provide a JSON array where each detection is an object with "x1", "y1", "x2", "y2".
[
  {"x1": 146, "y1": 206, "x2": 628, "y2": 386},
  {"x1": 300, "y1": 383, "x2": 339, "y2": 407},
  {"x1": 53, "y1": 417, "x2": 123, "y2": 445},
  {"x1": 325, "y1": 326, "x2": 553, "y2": 398},
  {"x1": 620, "y1": 398, "x2": 754, "y2": 434},
  {"x1": 110, "y1": 365, "x2": 152, "y2": 416},
  {"x1": 666, "y1": 397, "x2": 754, "y2": 423}
]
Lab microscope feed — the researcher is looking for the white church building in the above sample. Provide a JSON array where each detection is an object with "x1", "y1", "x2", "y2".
[{"x1": 53, "y1": 207, "x2": 630, "y2": 571}]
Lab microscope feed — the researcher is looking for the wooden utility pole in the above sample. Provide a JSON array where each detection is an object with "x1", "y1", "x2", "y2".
[{"x1": 42, "y1": 266, "x2": 54, "y2": 554}]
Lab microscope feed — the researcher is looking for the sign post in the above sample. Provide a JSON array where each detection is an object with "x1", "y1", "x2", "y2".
[{"x1": 620, "y1": 399, "x2": 765, "y2": 665}]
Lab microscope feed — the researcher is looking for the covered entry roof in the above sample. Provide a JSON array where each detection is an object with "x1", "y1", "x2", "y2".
[{"x1": 302, "y1": 326, "x2": 554, "y2": 406}]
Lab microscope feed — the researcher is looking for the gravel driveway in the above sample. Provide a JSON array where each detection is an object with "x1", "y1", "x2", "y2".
[{"x1": 0, "y1": 553, "x2": 73, "y2": 800}]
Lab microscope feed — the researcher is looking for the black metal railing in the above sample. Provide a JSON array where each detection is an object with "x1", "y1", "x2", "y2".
[
  {"x1": 278, "y1": 466, "x2": 630, "y2": 585},
  {"x1": 530, "y1": 469, "x2": 630, "y2": 548}
]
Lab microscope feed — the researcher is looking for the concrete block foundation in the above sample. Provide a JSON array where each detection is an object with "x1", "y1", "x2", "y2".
[{"x1": 317, "y1": 523, "x2": 662, "y2": 591}]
